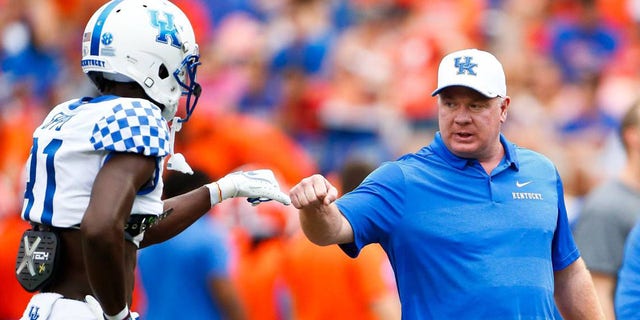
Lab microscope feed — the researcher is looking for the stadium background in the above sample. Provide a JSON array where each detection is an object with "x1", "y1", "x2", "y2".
[{"x1": 1, "y1": 0, "x2": 638, "y2": 318}]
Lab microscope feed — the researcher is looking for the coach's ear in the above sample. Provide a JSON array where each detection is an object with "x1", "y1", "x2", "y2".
[{"x1": 499, "y1": 96, "x2": 511, "y2": 123}]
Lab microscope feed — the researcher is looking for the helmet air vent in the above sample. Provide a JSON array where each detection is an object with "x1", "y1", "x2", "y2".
[{"x1": 158, "y1": 64, "x2": 169, "y2": 79}]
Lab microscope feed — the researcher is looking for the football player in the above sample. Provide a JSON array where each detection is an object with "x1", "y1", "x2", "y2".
[{"x1": 16, "y1": 1, "x2": 290, "y2": 319}]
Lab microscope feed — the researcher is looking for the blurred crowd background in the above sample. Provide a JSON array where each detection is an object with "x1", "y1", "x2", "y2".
[{"x1": 1, "y1": 0, "x2": 640, "y2": 318}]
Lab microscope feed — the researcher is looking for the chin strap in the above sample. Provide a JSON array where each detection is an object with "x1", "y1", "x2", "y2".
[{"x1": 166, "y1": 117, "x2": 193, "y2": 175}]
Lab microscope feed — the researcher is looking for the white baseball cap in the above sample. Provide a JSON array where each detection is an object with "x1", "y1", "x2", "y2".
[{"x1": 431, "y1": 48, "x2": 506, "y2": 98}]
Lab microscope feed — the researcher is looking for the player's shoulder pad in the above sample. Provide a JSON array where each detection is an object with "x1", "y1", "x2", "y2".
[{"x1": 90, "y1": 98, "x2": 170, "y2": 157}]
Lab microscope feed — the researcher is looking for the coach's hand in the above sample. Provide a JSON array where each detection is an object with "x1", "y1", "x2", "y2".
[
  {"x1": 289, "y1": 174, "x2": 339, "y2": 209},
  {"x1": 208, "y1": 169, "x2": 291, "y2": 206},
  {"x1": 289, "y1": 174, "x2": 349, "y2": 246}
]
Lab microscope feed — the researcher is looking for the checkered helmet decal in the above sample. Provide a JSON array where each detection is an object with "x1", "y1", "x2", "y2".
[{"x1": 91, "y1": 100, "x2": 170, "y2": 156}]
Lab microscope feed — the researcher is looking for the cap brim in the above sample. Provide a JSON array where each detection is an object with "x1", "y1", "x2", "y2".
[{"x1": 431, "y1": 84, "x2": 500, "y2": 98}]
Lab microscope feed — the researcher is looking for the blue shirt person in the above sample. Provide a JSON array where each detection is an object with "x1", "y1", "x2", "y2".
[
  {"x1": 288, "y1": 48, "x2": 604, "y2": 319},
  {"x1": 138, "y1": 215, "x2": 239, "y2": 320},
  {"x1": 138, "y1": 169, "x2": 246, "y2": 320},
  {"x1": 616, "y1": 221, "x2": 640, "y2": 319}
]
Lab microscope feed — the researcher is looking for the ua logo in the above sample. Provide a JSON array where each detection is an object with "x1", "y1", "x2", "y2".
[
  {"x1": 454, "y1": 56, "x2": 477, "y2": 76},
  {"x1": 149, "y1": 10, "x2": 181, "y2": 49},
  {"x1": 28, "y1": 306, "x2": 40, "y2": 320}
]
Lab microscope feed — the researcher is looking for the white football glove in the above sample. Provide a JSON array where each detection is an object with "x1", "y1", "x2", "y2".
[{"x1": 209, "y1": 169, "x2": 291, "y2": 206}]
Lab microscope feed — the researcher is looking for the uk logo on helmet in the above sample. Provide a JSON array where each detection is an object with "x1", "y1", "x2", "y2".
[{"x1": 149, "y1": 10, "x2": 181, "y2": 49}]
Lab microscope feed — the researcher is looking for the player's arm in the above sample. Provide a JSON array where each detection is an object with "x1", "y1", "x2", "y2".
[
  {"x1": 289, "y1": 174, "x2": 354, "y2": 246},
  {"x1": 140, "y1": 185, "x2": 211, "y2": 247},
  {"x1": 554, "y1": 258, "x2": 606, "y2": 320},
  {"x1": 81, "y1": 152, "x2": 156, "y2": 316},
  {"x1": 141, "y1": 170, "x2": 291, "y2": 247}
]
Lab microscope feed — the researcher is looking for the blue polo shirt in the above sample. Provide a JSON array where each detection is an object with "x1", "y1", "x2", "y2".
[{"x1": 336, "y1": 132, "x2": 579, "y2": 319}]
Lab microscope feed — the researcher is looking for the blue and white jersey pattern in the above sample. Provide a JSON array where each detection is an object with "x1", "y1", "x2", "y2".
[
  {"x1": 21, "y1": 96, "x2": 169, "y2": 228},
  {"x1": 91, "y1": 102, "x2": 168, "y2": 155}
]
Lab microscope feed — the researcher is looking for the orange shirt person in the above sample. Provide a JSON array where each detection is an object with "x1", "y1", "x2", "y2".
[
  {"x1": 0, "y1": 214, "x2": 33, "y2": 319},
  {"x1": 282, "y1": 232, "x2": 399, "y2": 320},
  {"x1": 282, "y1": 159, "x2": 400, "y2": 320}
]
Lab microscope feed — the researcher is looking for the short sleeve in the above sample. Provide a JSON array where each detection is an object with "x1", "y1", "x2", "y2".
[
  {"x1": 90, "y1": 100, "x2": 170, "y2": 157},
  {"x1": 551, "y1": 170, "x2": 580, "y2": 271},
  {"x1": 337, "y1": 162, "x2": 405, "y2": 258}
]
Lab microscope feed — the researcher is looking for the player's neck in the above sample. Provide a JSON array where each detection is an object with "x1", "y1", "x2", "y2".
[{"x1": 103, "y1": 82, "x2": 147, "y2": 99}]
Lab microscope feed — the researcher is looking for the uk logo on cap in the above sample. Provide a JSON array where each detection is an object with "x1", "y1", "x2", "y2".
[
  {"x1": 454, "y1": 56, "x2": 477, "y2": 76},
  {"x1": 431, "y1": 48, "x2": 506, "y2": 98}
]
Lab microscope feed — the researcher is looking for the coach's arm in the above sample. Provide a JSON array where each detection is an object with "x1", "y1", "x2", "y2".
[{"x1": 554, "y1": 257, "x2": 606, "y2": 319}]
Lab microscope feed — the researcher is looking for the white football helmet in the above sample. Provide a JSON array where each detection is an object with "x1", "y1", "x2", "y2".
[{"x1": 81, "y1": 0, "x2": 201, "y2": 121}]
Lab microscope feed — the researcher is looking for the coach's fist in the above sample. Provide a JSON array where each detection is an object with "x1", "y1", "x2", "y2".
[{"x1": 289, "y1": 174, "x2": 339, "y2": 209}]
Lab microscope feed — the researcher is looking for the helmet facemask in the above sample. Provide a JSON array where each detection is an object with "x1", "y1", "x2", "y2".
[{"x1": 172, "y1": 49, "x2": 201, "y2": 123}]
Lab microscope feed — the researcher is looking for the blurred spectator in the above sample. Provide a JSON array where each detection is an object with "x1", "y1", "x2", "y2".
[
  {"x1": 488, "y1": 0, "x2": 551, "y2": 62},
  {"x1": 548, "y1": 0, "x2": 620, "y2": 84},
  {"x1": 204, "y1": 0, "x2": 265, "y2": 28},
  {"x1": 502, "y1": 52, "x2": 566, "y2": 166},
  {"x1": 217, "y1": 169, "x2": 297, "y2": 320},
  {"x1": 195, "y1": 12, "x2": 267, "y2": 116},
  {"x1": 173, "y1": 0, "x2": 214, "y2": 44},
  {"x1": 264, "y1": 0, "x2": 344, "y2": 159},
  {"x1": 138, "y1": 170, "x2": 246, "y2": 320},
  {"x1": 556, "y1": 73, "x2": 617, "y2": 144},
  {"x1": 231, "y1": 223, "x2": 290, "y2": 320},
  {"x1": 269, "y1": 0, "x2": 336, "y2": 77},
  {"x1": 282, "y1": 159, "x2": 401, "y2": 320},
  {"x1": 391, "y1": 0, "x2": 487, "y2": 128},
  {"x1": 0, "y1": 0, "x2": 107, "y2": 107},
  {"x1": 0, "y1": 19, "x2": 61, "y2": 105},
  {"x1": 387, "y1": 4, "x2": 440, "y2": 130},
  {"x1": 505, "y1": 51, "x2": 617, "y2": 219},
  {"x1": 315, "y1": 3, "x2": 409, "y2": 173},
  {"x1": 552, "y1": 72, "x2": 618, "y2": 195},
  {"x1": 0, "y1": 211, "x2": 32, "y2": 319},
  {"x1": 572, "y1": 100, "x2": 640, "y2": 319},
  {"x1": 178, "y1": 113, "x2": 316, "y2": 187}
]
